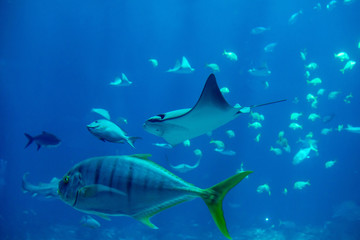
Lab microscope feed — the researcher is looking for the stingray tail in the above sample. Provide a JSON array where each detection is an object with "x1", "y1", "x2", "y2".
[
  {"x1": 200, "y1": 171, "x2": 253, "y2": 239},
  {"x1": 250, "y1": 99, "x2": 287, "y2": 109},
  {"x1": 24, "y1": 133, "x2": 34, "y2": 148},
  {"x1": 127, "y1": 137, "x2": 142, "y2": 148}
]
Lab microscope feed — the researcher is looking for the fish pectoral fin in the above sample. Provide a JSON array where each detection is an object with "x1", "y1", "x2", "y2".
[
  {"x1": 136, "y1": 216, "x2": 159, "y2": 229},
  {"x1": 80, "y1": 184, "x2": 127, "y2": 198}
]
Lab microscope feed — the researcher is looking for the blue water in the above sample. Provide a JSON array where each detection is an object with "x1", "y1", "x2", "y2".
[{"x1": 1, "y1": 0, "x2": 360, "y2": 239}]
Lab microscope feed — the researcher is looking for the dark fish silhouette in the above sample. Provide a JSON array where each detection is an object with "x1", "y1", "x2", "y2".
[{"x1": 24, "y1": 131, "x2": 61, "y2": 151}]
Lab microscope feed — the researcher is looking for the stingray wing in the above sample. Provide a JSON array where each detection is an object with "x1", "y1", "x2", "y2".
[{"x1": 161, "y1": 74, "x2": 238, "y2": 145}]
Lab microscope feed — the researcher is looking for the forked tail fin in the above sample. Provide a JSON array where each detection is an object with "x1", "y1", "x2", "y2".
[
  {"x1": 201, "y1": 171, "x2": 253, "y2": 239},
  {"x1": 127, "y1": 137, "x2": 142, "y2": 148},
  {"x1": 24, "y1": 133, "x2": 33, "y2": 148}
]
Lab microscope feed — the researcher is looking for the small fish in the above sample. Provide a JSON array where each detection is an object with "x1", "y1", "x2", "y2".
[
  {"x1": 148, "y1": 59, "x2": 158, "y2": 67},
  {"x1": 344, "y1": 124, "x2": 360, "y2": 134},
  {"x1": 326, "y1": 0, "x2": 337, "y2": 10},
  {"x1": 317, "y1": 88, "x2": 325, "y2": 96},
  {"x1": 300, "y1": 50, "x2": 307, "y2": 61},
  {"x1": 226, "y1": 130, "x2": 235, "y2": 138},
  {"x1": 215, "y1": 149, "x2": 236, "y2": 156},
  {"x1": 290, "y1": 112, "x2": 302, "y2": 121},
  {"x1": 340, "y1": 60, "x2": 356, "y2": 74},
  {"x1": 251, "y1": 112, "x2": 265, "y2": 121},
  {"x1": 270, "y1": 146, "x2": 282, "y2": 155},
  {"x1": 328, "y1": 91, "x2": 341, "y2": 99},
  {"x1": 58, "y1": 154, "x2": 252, "y2": 239},
  {"x1": 344, "y1": 93, "x2": 353, "y2": 104},
  {"x1": 248, "y1": 67, "x2": 271, "y2": 77},
  {"x1": 307, "y1": 77, "x2": 322, "y2": 86},
  {"x1": 337, "y1": 124, "x2": 344, "y2": 132},
  {"x1": 293, "y1": 146, "x2": 317, "y2": 165},
  {"x1": 289, "y1": 123, "x2": 302, "y2": 130},
  {"x1": 223, "y1": 50, "x2": 238, "y2": 61},
  {"x1": 87, "y1": 119, "x2": 141, "y2": 148},
  {"x1": 109, "y1": 73, "x2": 132, "y2": 86},
  {"x1": 305, "y1": 62, "x2": 318, "y2": 71},
  {"x1": 91, "y1": 108, "x2": 110, "y2": 120},
  {"x1": 210, "y1": 140, "x2": 225, "y2": 151},
  {"x1": 325, "y1": 160, "x2": 336, "y2": 168},
  {"x1": 254, "y1": 133, "x2": 261, "y2": 142},
  {"x1": 308, "y1": 113, "x2": 321, "y2": 121},
  {"x1": 152, "y1": 143, "x2": 173, "y2": 149},
  {"x1": 167, "y1": 56, "x2": 194, "y2": 74},
  {"x1": 283, "y1": 188, "x2": 288, "y2": 195},
  {"x1": 183, "y1": 139, "x2": 191, "y2": 147},
  {"x1": 220, "y1": 87, "x2": 230, "y2": 94},
  {"x1": 80, "y1": 215, "x2": 101, "y2": 229},
  {"x1": 288, "y1": 10, "x2": 302, "y2": 25},
  {"x1": 22, "y1": 173, "x2": 59, "y2": 198},
  {"x1": 251, "y1": 26, "x2": 271, "y2": 35},
  {"x1": 321, "y1": 128, "x2": 333, "y2": 135},
  {"x1": 256, "y1": 184, "x2": 271, "y2": 196},
  {"x1": 248, "y1": 122, "x2": 262, "y2": 129},
  {"x1": 264, "y1": 42, "x2": 277, "y2": 53},
  {"x1": 293, "y1": 181, "x2": 310, "y2": 190},
  {"x1": 306, "y1": 93, "x2": 317, "y2": 102},
  {"x1": 24, "y1": 131, "x2": 61, "y2": 151},
  {"x1": 206, "y1": 63, "x2": 220, "y2": 72},
  {"x1": 334, "y1": 52, "x2": 349, "y2": 62}
]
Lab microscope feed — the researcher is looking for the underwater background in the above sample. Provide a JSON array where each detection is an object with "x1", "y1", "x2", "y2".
[{"x1": 1, "y1": 0, "x2": 360, "y2": 239}]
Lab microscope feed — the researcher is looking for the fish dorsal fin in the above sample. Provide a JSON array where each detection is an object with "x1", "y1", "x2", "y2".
[
  {"x1": 129, "y1": 154, "x2": 152, "y2": 160},
  {"x1": 181, "y1": 56, "x2": 191, "y2": 68},
  {"x1": 191, "y1": 74, "x2": 232, "y2": 112}
]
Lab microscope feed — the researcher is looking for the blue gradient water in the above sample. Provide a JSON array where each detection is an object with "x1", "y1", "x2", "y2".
[{"x1": 1, "y1": 0, "x2": 360, "y2": 239}]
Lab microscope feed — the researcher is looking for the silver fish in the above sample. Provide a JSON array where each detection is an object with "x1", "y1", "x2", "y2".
[
  {"x1": 22, "y1": 173, "x2": 59, "y2": 198},
  {"x1": 58, "y1": 154, "x2": 252, "y2": 239}
]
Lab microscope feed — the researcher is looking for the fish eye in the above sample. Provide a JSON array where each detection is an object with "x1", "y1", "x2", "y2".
[{"x1": 63, "y1": 176, "x2": 69, "y2": 184}]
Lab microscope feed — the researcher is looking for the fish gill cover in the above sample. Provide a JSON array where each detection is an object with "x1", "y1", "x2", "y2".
[{"x1": 0, "y1": 0, "x2": 360, "y2": 240}]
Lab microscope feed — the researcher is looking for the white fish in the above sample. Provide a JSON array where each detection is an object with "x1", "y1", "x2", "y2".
[
  {"x1": 80, "y1": 215, "x2": 101, "y2": 229},
  {"x1": 307, "y1": 77, "x2": 322, "y2": 86},
  {"x1": 325, "y1": 160, "x2": 336, "y2": 168},
  {"x1": 58, "y1": 154, "x2": 252, "y2": 239},
  {"x1": 148, "y1": 59, "x2": 158, "y2": 67},
  {"x1": 143, "y1": 74, "x2": 285, "y2": 146},
  {"x1": 289, "y1": 123, "x2": 302, "y2": 130},
  {"x1": 251, "y1": 112, "x2": 265, "y2": 121},
  {"x1": 317, "y1": 88, "x2": 325, "y2": 96},
  {"x1": 183, "y1": 139, "x2": 191, "y2": 147},
  {"x1": 277, "y1": 131, "x2": 290, "y2": 152},
  {"x1": 223, "y1": 50, "x2": 238, "y2": 61},
  {"x1": 293, "y1": 146, "x2": 317, "y2": 165},
  {"x1": 152, "y1": 143, "x2": 173, "y2": 149},
  {"x1": 210, "y1": 140, "x2": 225, "y2": 151},
  {"x1": 248, "y1": 67, "x2": 271, "y2": 77},
  {"x1": 288, "y1": 10, "x2": 303, "y2": 25},
  {"x1": 308, "y1": 113, "x2": 321, "y2": 121},
  {"x1": 206, "y1": 63, "x2": 220, "y2": 72},
  {"x1": 328, "y1": 91, "x2": 341, "y2": 99},
  {"x1": 256, "y1": 184, "x2": 271, "y2": 196},
  {"x1": 254, "y1": 133, "x2": 261, "y2": 142},
  {"x1": 300, "y1": 50, "x2": 307, "y2": 61},
  {"x1": 340, "y1": 60, "x2": 356, "y2": 74},
  {"x1": 264, "y1": 42, "x2": 277, "y2": 53},
  {"x1": 226, "y1": 130, "x2": 235, "y2": 138},
  {"x1": 220, "y1": 87, "x2": 230, "y2": 94},
  {"x1": 91, "y1": 108, "x2": 110, "y2": 120},
  {"x1": 167, "y1": 56, "x2": 194, "y2": 74},
  {"x1": 334, "y1": 52, "x2": 349, "y2": 62},
  {"x1": 345, "y1": 124, "x2": 360, "y2": 134},
  {"x1": 290, "y1": 112, "x2": 302, "y2": 121},
  {"x1": 248, "y1": 122, "x2": 262, "y2": 129},
  {"x1": 251, "y1": 27, "x2": 271, "y2": 34},
  {"x1": 22, "y1": 173, "x2": 59, "y2": 198},
  {"x1": 168, "y1": 153, "x2": 202, "y2": 173},
  {"x1": 321, "y1": 128, "x2": 333, "y2": 135},
  {"x1": 110, "y1": 73, "x2": 132, "y2": 86},
  {"x1": 344, "y1": 93, "x2": 353, "y2": 104},
  {"x1": 305, "y1": 62, "x2": 318, "y2": 71},
  {"x1": 326, "y1": 0, "x2": 337, "y2": 10},
  {"x1": 215, "y1": 149, "x2": 236, "y2": 156},
  {"x1": 270, "y1": 146, "x2": 282, "y2": 155},
  {"x1": 87, "y1": 119, "x2": 140, "y2": 148},
  {"x1": 293, "y1": 181, "x2": 310, "y2": 190}
]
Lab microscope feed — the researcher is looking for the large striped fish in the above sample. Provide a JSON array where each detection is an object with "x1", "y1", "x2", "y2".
[{"x1": 58, "y1": 154, "x2": 252, "y2": 239}]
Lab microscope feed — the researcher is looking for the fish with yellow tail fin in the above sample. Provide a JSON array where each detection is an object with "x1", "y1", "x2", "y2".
[{"x1": 58, "y1": 154, "x2": 252, "y2": 239}]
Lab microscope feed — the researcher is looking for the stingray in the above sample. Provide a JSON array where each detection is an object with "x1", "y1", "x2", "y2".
[
  {"x1": 143, "y1": 74, "x2": 285, "y2": 146},
  {"x1": 167, "y1": 56, "x2": 194, "y2": 74}
]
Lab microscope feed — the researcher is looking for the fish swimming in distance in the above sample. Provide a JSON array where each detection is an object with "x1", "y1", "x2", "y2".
[
  {"x1": 87, "y1": 119, "x2": 141, "y2": 148},
  {"x1": 144, "y1": 74, "x2": 285, "y2": 146},
  {"x1": 22, "y1": 173, "x2": 59, "y2": 198},
  {"x1": 58, "y1": 154, "x2": 252, "y2": 239},
  {"x1": 24, "y1": 131, "x2": 61, "y2": 151},
  {"x1": 167, "y1": 56, "x2": 194, "y2": 74}
]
